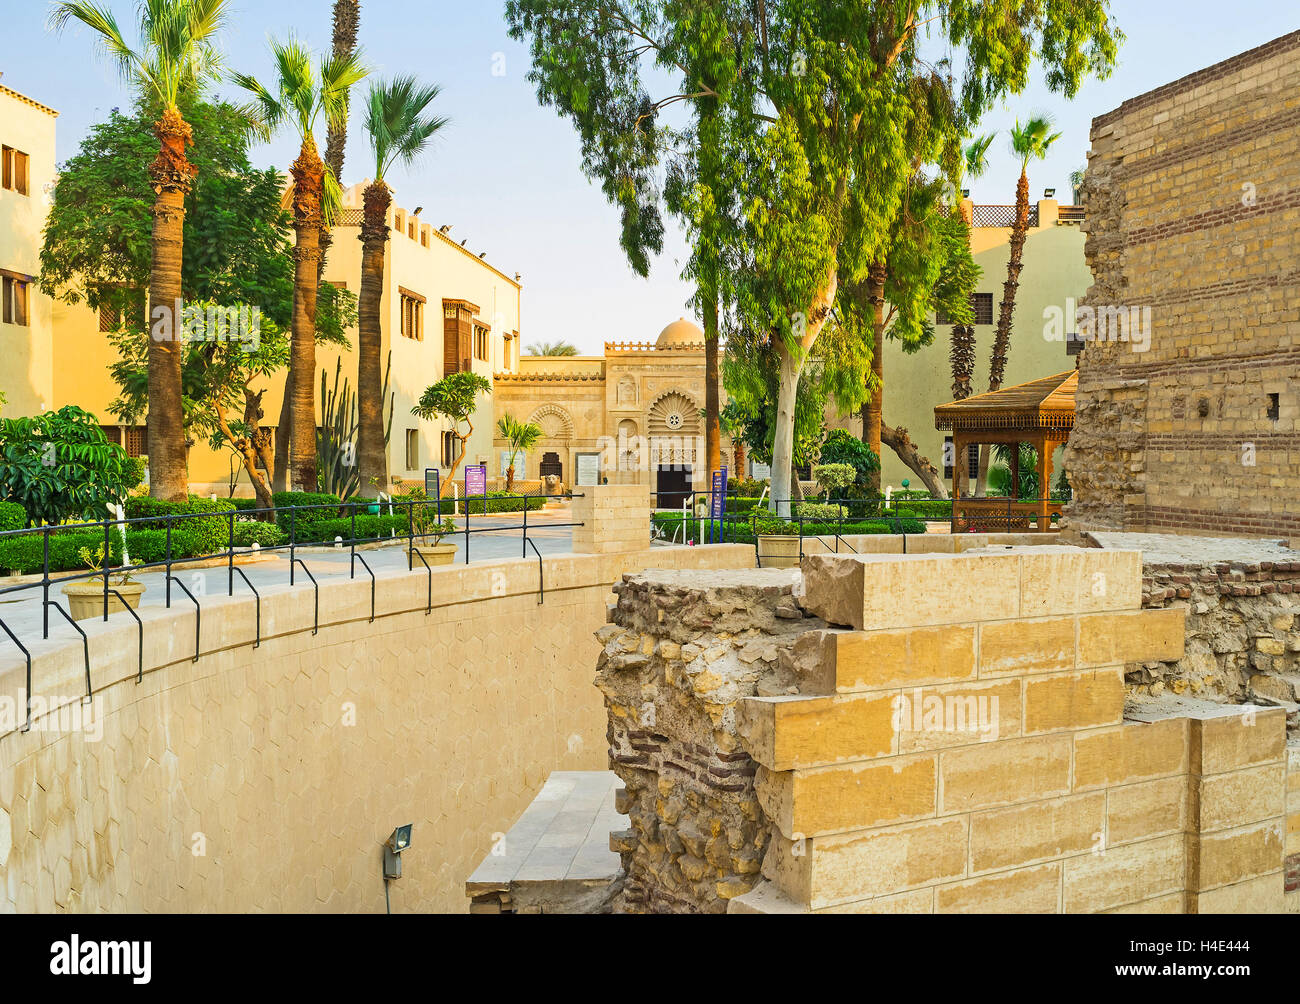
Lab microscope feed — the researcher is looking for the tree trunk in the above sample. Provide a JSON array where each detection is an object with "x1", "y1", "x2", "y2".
[
  {"x1": 356, "y1": 180, "x2": 390, "y2": 497},
  {"x1": 950, "y1": 324, "x2": 975, "y2": 400},
  {"x1": 703, "y1": 289, "x2": 721, "y2": 476},
  {"x1": 859, "y1": 261, "x2": 887, "y2": 497},
  {"x1": 769, "y1": 341, "x2": 800, "y2": 518},
  {"x1": 978, "y1": 171, "x2": 1031, "y2": 497},
  {"x1": 882, "y1": 424, "x2": 949, "y2": 499},
  {"x1": 318, "y1": 0, "x2": 361, "y2": 282},
  {"x1": 289, "y1": 137, "x2": 325, "y2": 492},
  {"x1": 146, "y1": 106, "x2": 197, "y2": 501},
  {"x1": 272, "y1": 401, "x2": 290, "y2": 493},
  {"x1": 988, "y1": 170, "x2": 1030, "y2": 394}
]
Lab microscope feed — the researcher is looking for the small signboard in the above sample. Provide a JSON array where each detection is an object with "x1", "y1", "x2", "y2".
[
  {"x1": 424, "y1": 468, "x2": 440, "y2": 497},
  {"x1": 500, "y1": 450, "x2": 522, "y2": 480},
  {"x1": 710, "y1": 468, "x2": 729, "y2": 518},
  {"x1": 465, "y1": 464, "x2": 488, "y2": 498},
  {"x1": 576, "y1": 453, "x2": 602, "y2": 487},
  {"x1": 750, "y1": 461, "x2": 771, "y2": 480}
]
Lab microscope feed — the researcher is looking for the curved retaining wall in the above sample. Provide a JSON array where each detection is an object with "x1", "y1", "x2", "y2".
[{"x1": 0, "y1": 544, "x2": 753, "y2": 913}]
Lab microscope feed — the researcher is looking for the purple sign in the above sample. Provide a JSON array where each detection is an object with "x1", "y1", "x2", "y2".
[{"x1": 465, "y1": 464, "x2": 488, "y2": 498}]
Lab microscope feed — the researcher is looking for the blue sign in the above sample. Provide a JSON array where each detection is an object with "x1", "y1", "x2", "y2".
[{"x1": 710, "y1": 468, "x2": 728, "y2": 518}]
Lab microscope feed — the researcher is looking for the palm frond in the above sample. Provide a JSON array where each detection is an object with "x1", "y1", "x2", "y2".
[
  {"x1": 963, "y1": 132, "x2": 995, "y2": 182},
  {"x1": 364, "y1": 75, "x2": 448, "y2": 182},
  {"x1": 50, "y1": 2, "x2": 149, "y2": 91}
]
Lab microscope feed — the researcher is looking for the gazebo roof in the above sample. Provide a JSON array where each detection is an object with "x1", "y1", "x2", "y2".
[{"x1": 934, "y1": 370, "x2": 1078, "y2": 434}]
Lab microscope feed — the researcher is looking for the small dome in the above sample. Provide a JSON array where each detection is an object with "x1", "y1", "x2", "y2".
[{"x1": 655, "y1": 316, "x2": 705, "y2": 348}]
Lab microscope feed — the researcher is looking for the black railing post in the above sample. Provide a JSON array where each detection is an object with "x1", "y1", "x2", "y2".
[
  {"x1": 165, "y1": 516, "x2": 173, "y2": 608},
  {"x1": 42, "y1": 525, "x2": 50, "y2": 639},
  {"x1": 464, "y1": 497, "x2": 470, "y2": 565},
  {"x1": 290, "y1": 508, "x2": 296, "y2": 586},
  {"x1": 228, "y1": 510, "x2": 236, "y2": 596},
  {"x1": 522, "y1": 494, "x2": 528, "y2": 558},
  {"x1": 103, "y1": 517, "x2": 111, "y2": 621},
  {"x1": 350, "y1": 503, "x2": 357, "y2": 579}
]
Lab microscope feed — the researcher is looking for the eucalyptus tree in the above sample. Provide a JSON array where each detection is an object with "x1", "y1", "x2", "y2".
[
  {"x1": 510, "y1": 2, "x2": 1121, "y2": 515},
  {"x1": 51, "y1": 0, "x2": 234, "y2": 500},
  {"x1": 235, "y1": 39, "x2": 368, "y2": 492},
  {"x1": 356, "y1": 76, "x2": 448, "y2": 496}
]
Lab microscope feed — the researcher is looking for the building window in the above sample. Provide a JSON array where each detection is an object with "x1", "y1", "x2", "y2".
[
  {"x1": 2, "y1": 275, "x2": 30, "y2": 326},
  {"x1": 968, "y1": 444, "x2": 980, "y2": 481},
  {"x1": 2, "y1": 147, "x2": 30, "y2": 195},
  {"x1": 99, "y1": 303, "x2": 120, "y2": 332},
  {"x1": 943, "y1": 436, "x2": 954, "y2": 480},
  {"x1": 405, "y1": 429, "x2": 420, "y2": 471},
  {"x1": 441, "y1": 430, "x2": 457, "y2": 467},
  {"x1": 936, "y1": 292, "x2": 994, "y2": 326},
  {"x1": 393, "y1": 210, "x2": 405, "y2": 233},
  {"x1": 473, "y1": 324, "x2": 489, "y2": 362},
  {"x1": 126, "y1": 426, "x2": 148, "y2": 458},
  {"x1": 400, "y1": 293, "x2": 424, "y2": 340}
]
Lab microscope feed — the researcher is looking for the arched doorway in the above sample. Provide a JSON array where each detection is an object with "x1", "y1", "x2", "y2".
[{"x1": 539, "y1": 451, "x2": 563, "y2": 482}]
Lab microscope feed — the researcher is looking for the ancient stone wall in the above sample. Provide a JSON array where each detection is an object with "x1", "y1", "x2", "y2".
[
  {"x1": 601, "y1": 550, "x2": 1298, "y2": 913},
  {"x1": 1065, "y1": 30, "x2": 1300, "y2": 539},
  {"x1": 1137, "y1": 558, "x2": 1300, "y2": 706}
]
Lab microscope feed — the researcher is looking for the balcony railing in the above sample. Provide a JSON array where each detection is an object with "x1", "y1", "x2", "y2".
[{"x1": 971, "y1": 204, "x2": 1039, "y2": 228}]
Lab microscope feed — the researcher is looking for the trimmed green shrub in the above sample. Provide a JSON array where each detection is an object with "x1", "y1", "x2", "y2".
[
  {"x1": 893, "y1": 500, "x2": 953, "y2": 520},
  {"x1": 270, "y1": 491, "x2": 344, "y2": 540},
  {"x1": 231, "y1": 521, "x2": 286, "y2": 548},
  {"x1": 304, "y1": 514, "x2": 409, "y2": 544},
  {"x1": 0, "y1": 502, "x2": 25, "y2": 533},
  {"x1": 793, "y1": 502, "x2": 846, "y2": 522},
  {"x1": 125, "y1": 496, "x2": 236, "y2": 555},
  {"x1": 0, "y1": 527, "x2": 203, "y2": 575},
  {"x1": 449, "y1": 492, "x2": 546, "y2": 516}
]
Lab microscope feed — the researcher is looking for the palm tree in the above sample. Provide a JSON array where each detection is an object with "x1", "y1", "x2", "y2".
[
  {"x1": 235, "y1": 38, "x2": 367, "y2": 492},
  {"x1": 51, "y1": 0, "x2": 232, "y2": 501},
  {"x1": 951, "y1": 134, "x2": 994, "y2": 404},
  {"x1": 357, "y1": 76, "x2": 447, "y2": 497},
  {"x1": 1069, "y1": 165, "x2": 1086, "y2": 205},
  {"x1": 318, "y1": 0, "x2": 361, "y2": 281},
  {"x1": 988, "y1": 116, "x2": 1061, "y2": 394},
  {"x1": 525, "y1": 341, "x2": 579, "y2": 356},
  {"x1": 497, "y1": 414, "x2": 541, "y2": 493}
]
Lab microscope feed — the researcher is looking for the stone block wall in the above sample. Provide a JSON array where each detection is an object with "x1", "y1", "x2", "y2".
[
  {"x1": 600, "y1": 549, "x2": 1296, "y2": 913},
  {"x1": 1065, "y1": 30, "x2": 1300, "y2": 539},
  {"x1": 572, "y1": 484, "x2": 653, "y2": 554}
]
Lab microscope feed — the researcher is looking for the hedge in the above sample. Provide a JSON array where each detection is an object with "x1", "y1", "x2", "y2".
[
  {"x1": 652, "y1": 514, "x2": 926, "y2": 544},
  {"x1": 289, "y1": 513, "x2": 409, "y2": 545},
  {"x1": 0, "y1": 528, "x2": 203, "y2": 575},
  {"x1": 232, "y1": 521, "x2": 286, "y2": 548},
  {"x1": 0, "y1": 502, "x2": 25, "y2": 533},
  {"x1": 271, "y1": 491, "x2": 344, "y2": 540},
  {"x1": 125, "y1": 496, "x2": 237, "y2": 554}
]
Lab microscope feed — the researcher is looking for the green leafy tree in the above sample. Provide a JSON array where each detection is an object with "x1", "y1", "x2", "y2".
[
  {"x1": 512, "y1": 2, "x2": 1120, "y2": 516},
  {"x1": 819, "y1": 429, "x2": 880, "y2": 488},
  {"x1": 411, "y1": 372, "x2": 492, "y2": 489},
  {"x1": 496, "y1": 414, "x2": 542, "y2": 493},
  {"x1": 51, "y1": 0, "x2": 235, "y2": 501},
  {"x1": 0, "y1": 406, "x2": 136, "y2": 525},
  {"x1": 358, "y1": 76, "x2": 448, "y2": 497},
  {"x1": 235, "y1": 37, "x2": 368, "y2": 493}
]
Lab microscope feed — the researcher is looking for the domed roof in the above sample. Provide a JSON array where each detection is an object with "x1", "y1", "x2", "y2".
[{"x1": 655, "y1": 316, "x2": 705, "y2": 348}]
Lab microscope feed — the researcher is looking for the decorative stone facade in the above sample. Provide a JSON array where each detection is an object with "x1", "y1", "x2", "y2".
[
  {"x1": 493, "y1": 318, "x2": 736, "y2": 499},
  {"x1": 1065, "y1": 30, "x2": 1300, "y2": 539}
]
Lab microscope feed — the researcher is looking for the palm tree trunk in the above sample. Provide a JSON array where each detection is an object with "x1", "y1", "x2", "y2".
[
  {"x1": 989, "y1": 170, "x2": 1030, "y2": 393},
  {"x1": 289, "y1": 137, "x2": 325, "y2": 492},
  {"x1": 978, "y1": 170, "x2": 1031, "y2": 496},
  {"x1": 146, "y1": 106, "x2": 197, "y2": 501},
  {"x1": 318, "y1": 0, "x2": 361, "y2": 282},
  {"x1": 703, "y1": 288, "x2": 721, "y2": 477},
  {"x1": 356, "y1": 180, "x2": 390, "y2": 497},
  {"x1": 859, "y1": 261, "x2": 887, "y2": 497}
]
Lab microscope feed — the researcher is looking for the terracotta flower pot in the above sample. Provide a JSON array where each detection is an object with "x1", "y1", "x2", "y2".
[
  {"x1": 62, "y1": 580, "x2": 146, "y2": 621},
  {"x1": 410, "y1": 541, "x2": 457, "y2": 566},
  {"x1": 756, "y1": 534, "x2": 802, "y2": 569}
]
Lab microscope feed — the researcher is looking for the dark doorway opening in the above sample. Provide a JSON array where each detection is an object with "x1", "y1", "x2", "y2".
[
  {"x1": 539, "y1": 451, "x2": 563, "y2": 482},
  {"x1": 656, "y1": 465, "x2": 693, "y2": 509}
]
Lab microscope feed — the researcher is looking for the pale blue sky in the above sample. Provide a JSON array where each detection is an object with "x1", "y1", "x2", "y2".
[{"x1": 5, "y1": 2, "x2": 1296, "y2": 353}]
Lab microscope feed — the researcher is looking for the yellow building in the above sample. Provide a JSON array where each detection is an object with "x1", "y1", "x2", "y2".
[
  {"x1": 7, "y1": 93, "x2": 523, "y2": 496},
  {"x1": 839, "y1": 197, "x2": 1089, "y2": 492},
  {"x1": 0, "y1": 83, "x2": 58, "y2": 418},
  {"x1": 492, "y1": 318, "x2": 737, "y2": 506}
]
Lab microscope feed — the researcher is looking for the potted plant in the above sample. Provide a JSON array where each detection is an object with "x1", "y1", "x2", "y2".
[
  {"x1": 62, "y1": 544, "x2": 146, "y2": 621},
  {"x1": 753, "y1": 514, "x2": 802, "y2": 569},
  {"x1": 406, "y1": 489, "x2": 459, "y2": 566}
]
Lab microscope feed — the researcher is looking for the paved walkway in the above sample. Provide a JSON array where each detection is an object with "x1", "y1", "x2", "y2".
[{"x1": 1088, "y1": 532, "x2": 1300, "y2": 565}]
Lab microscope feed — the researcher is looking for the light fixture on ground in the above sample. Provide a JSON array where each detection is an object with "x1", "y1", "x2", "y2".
[{"x1": 382, "y1": 824, "x2": 413, "y2": 913}]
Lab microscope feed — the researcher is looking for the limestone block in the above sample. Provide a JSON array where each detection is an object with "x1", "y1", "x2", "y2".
[
  {"x1": 1077, "y1": 608, "x2": 1186, "y2": 666},
  {"x1": 977, "y1": 617, "x2": 1076, "y2": 678},
  {"x1": 1073, "y1": 718, "x2": 1190, "y2": 791},
  {"x1": 935, "y1": 863, "x2": 1062, "y2": 914},
  {"x1": 969, "y1": 794, "x2": 1105, "y2": 872},
  {"x1": 755, "y1": 755, "x2": 937, "y2": 838},
  {"x1": 1022, "y1": 668, "x2": 1125, "y2": 734},
  {"x1": 938, "y1": 735, "x2": 1073, "y2": 813}
]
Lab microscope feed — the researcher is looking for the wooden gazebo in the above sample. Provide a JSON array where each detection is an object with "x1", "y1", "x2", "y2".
[{"x1": 934, "y1": 370, "x2": 1077, "y2": 533}]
